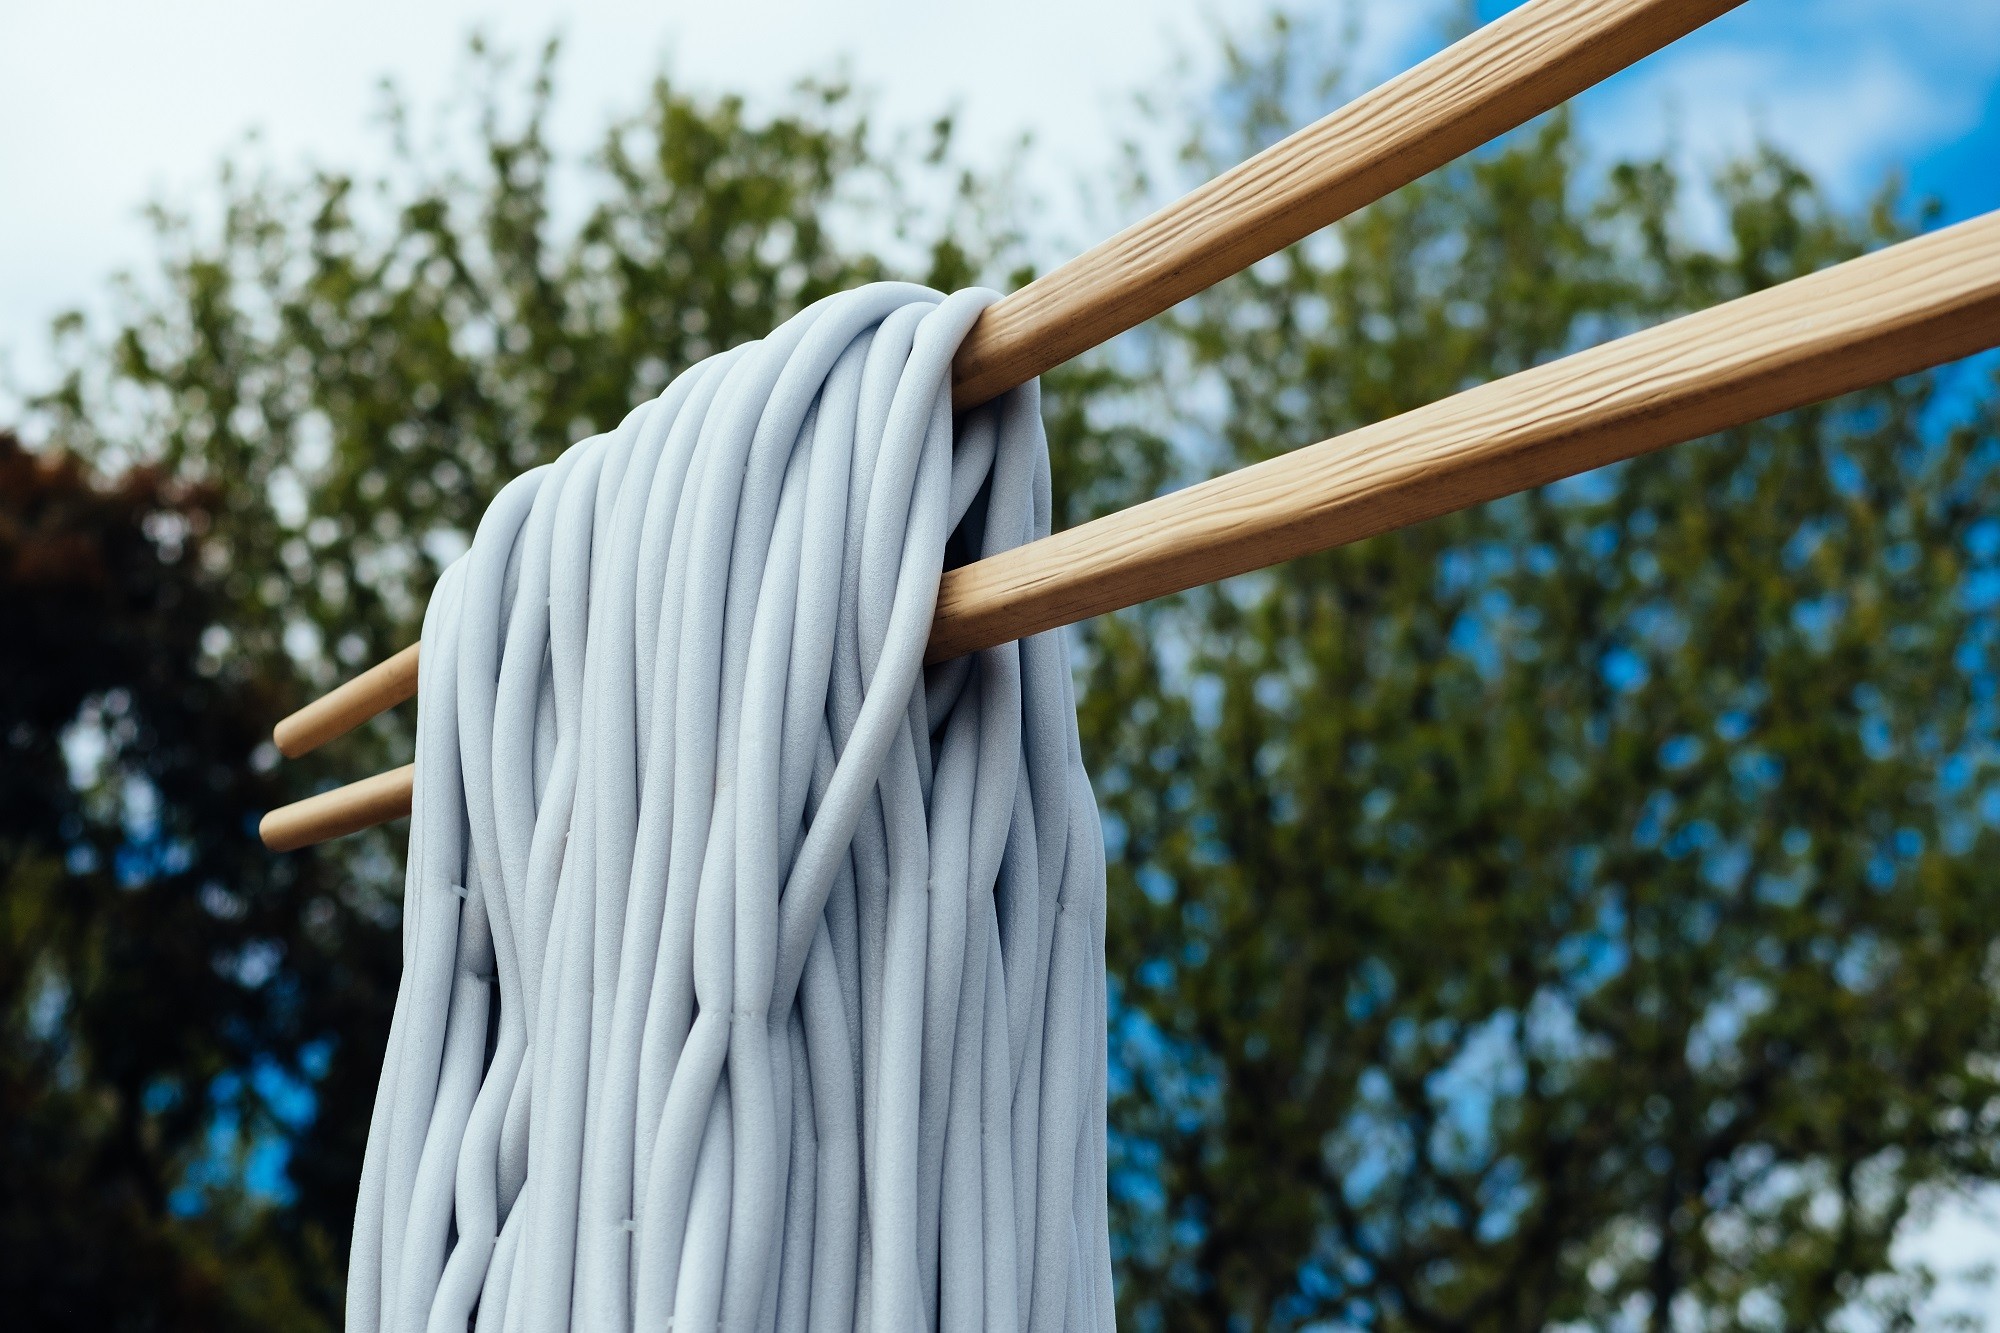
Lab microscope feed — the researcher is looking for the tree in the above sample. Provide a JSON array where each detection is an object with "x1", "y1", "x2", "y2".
[
  {"x1": 12, "y1": 18, "x2": 2000, "y2": 1332},
  {"x1": 1081, "y1": 21, "x2": 2000, "y2": 1331},
  {"x1": 0, "y1": 429, "x2": 352, "y2": 1327},
  {"x1": 17, "y1": 44, "x2": 1018, "y2": 1329}
]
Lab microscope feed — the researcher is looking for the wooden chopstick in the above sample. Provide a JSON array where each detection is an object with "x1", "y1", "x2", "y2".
[
  {"x1": 260, "y1": 764, "x2": 418, "y2": 853},
  {"x1": 948, "y1": 0, "x2": 1746, "y2": 406},
  {"x1": 927, "y1": 211, "x2": 2000, "y2": 661},
  {"x1": 260, "y1": 208, "x2": 2000, "y2": 849},
  {"x1": 273, "y1": 643, "x2": 421, "y2": 758},
  {"x1": 267, "y1": 0, "x2": 1745, "y2": 767}
]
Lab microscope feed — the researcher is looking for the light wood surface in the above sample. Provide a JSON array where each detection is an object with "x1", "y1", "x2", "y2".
[
  {"x1": 260, "y1": 763, "x2": 415, "y2": 852},
  {"x1": 947, "y1": 0, "x2": 1745, "y2": 407},
  {"x1": 258, "y1": 210, "x2": 2000, "y2": 850},
  {"x1": 928, "y1": 211, "x2": 2000, "y2": 659},
  {"x1": 266, "y1": 0, "x2": 1737, "y2": 766},
  {"x1": 273, "y1": 642, "x2": 420, "y2": 758}
]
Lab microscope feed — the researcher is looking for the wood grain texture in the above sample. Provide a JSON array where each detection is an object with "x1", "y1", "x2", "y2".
[
  {"x1": 925, "y1": 210, "x2": 2000, "y2": 661},
  {"x1": 260, "y1": 0, "x2": 1737, "y2": 772},
  {"x1": 273, "y1": 642, "x2": 420, "y2": 758},
  {"x1": 260, "y1": 763, "x2": 415, "y2": 852},
  {"x1": 258, "y1": 211, "x2": 2000, "y2": 848},
  {"x1": 947, "y1": 0, "x2": 1745, "y2": 408}
]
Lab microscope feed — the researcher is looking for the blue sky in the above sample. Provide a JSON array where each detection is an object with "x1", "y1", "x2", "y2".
[
  {"x1": 1513, "y1": 0, "x2": 2000, "y2": 228},
  {"x1": 6, "y1": 0, "x2": 1995, "y2": 1320},
  {"x1": 3, "y1": 0, "x2": 1995, "y2": 409}
]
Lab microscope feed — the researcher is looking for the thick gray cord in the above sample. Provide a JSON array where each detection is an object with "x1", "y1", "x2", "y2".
[{"x1": 346, "y1": 284, "x2": 1111, "y2": 1332}]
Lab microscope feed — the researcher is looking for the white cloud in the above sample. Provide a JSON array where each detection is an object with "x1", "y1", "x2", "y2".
[
  {"x1": 0, "y1": 0, "x2": 1264, "y2": 395},
  {"x1": 3, "y1": 5, "x2": 1998, "y2": 1319},
  {"x1": 2, "y1": 0, "x2": 1992, "y2": 394},
  {"x1": 1573, "y1": 0, "x2": 1998, "y2": 241},
  {"x1": 1592, "y1": 42, "x2": 1968, "y2": 192}
]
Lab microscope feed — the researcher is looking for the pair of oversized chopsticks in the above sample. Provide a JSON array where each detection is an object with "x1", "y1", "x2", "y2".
[{"x1": 259, "y1": 0, "x2": 2000, "y2": 852}]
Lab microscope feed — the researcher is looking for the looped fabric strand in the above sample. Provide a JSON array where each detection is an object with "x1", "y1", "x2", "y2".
[{"x1": 347, "y1": 284, "x2": 1113, "y2": 1333}]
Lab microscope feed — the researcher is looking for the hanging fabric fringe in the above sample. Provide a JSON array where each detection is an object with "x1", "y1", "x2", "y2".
[{"x1": 346, "y1": 284, "x2": 1113, "y2": 1333}]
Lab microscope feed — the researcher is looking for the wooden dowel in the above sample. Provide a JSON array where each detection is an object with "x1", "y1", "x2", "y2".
[
  {"x1": 260, "y1": 763, "x2": 415, "y2": 852},
  {"x1": 949, "y1": 0, "x2": 1746, "y2": 407},
  {"x1": 259, "y1": 210, "x2": 2000, "y2": 851},
  {"x1": 927, "y1": 211, "x2": 2000, "y2": 660},
  {"x1": 273, "y1": 642, "x2": 420, "y2": 758},
  {"x1": 268, "y1": 0, "x2": 1736, "y2": 762}
]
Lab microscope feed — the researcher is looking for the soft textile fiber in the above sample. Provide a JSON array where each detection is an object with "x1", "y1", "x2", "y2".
[{"x1": 347, "y1": 284, "x2": 1113, "y2": 1333}]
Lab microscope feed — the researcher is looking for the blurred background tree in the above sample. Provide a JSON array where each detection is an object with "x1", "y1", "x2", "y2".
[
  {"x1": 1087, "y1": 22, "x2": 2000, "y2": 1331},
  {"x1": 7, "y1": 16, "x2": 1999, "y2": 1332},
  {"x1": 11, "y1": 43, "x2": 1028, "y2": 1328},
  {"x1": 1, "y1": 428, "x2": 345, "y2": 1328}
]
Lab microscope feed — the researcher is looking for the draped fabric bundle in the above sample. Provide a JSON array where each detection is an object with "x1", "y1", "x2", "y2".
[{"x1": 347, "y1": 284, "x2": 1113, "y2": 1333}]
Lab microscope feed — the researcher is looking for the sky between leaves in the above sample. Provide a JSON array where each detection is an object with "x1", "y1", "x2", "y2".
[
  {"x1": 2, "y1": 0, "x2": 1998, "y2": 1322},
  {"x1": 2, "y1": 0, "x2": 1996, "y2": 413}
]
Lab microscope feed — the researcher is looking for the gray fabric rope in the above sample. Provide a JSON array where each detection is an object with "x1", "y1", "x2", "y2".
[{"x1": 346, "y1": 283, "x2": 1113, "y2": 1333}]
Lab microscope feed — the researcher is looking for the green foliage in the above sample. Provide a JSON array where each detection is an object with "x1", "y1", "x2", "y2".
[
  {"x1": 13, "y1": 47, "x2": 1015, "y2": 1328},
  {"x1": 0, "y1": 431, "x2": 351, "y2": 1327},
  {"x1": 8, "y1": 22, "x2": 1999, "y2": 1333},
  {"x1": 1078, "y1": 30, "x2": 2000, "y2": 1333},
  {"x1": 34, "y1": 43, "x2": 999, "y2": 786}
]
